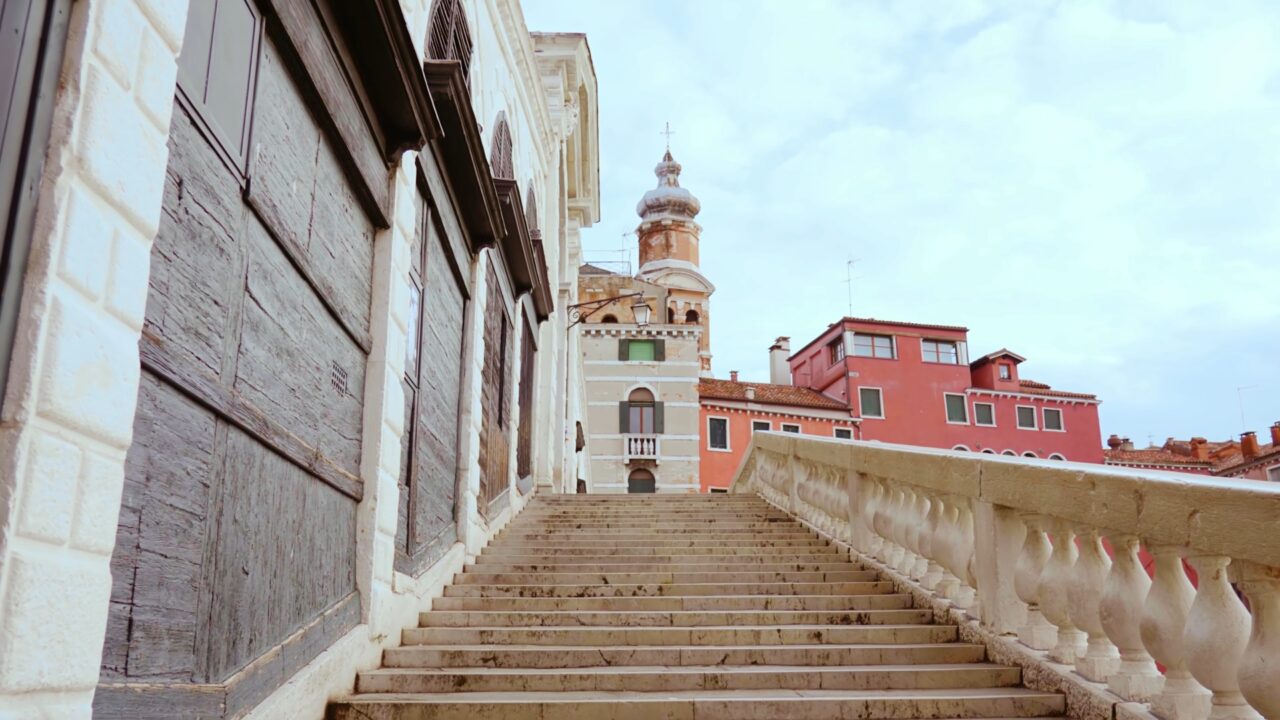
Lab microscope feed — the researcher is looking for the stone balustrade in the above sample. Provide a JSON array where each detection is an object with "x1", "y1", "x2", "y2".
[
  {"x1": 730, "y1": 432, "x2": 1280, "y2": 720},
  {"x1": 623, "y1": 434, "x2": 661, "y2": 463}
]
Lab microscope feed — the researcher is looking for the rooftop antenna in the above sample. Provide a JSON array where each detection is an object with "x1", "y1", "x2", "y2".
[
  {"x1": 660, "y1": 122, "x2": 675, "y2": 153},
  {"x1": 843, "y1": 258, "x2": 861, "y2": 316},
  {"x1": 1237, "y1": 385, "x2": 1257, "y2": 434}
]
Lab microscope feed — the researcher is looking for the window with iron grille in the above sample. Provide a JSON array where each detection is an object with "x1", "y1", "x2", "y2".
[
  {"x1": 490, "y1": 113, "x2": 514, "y2": 179},
  {"x1": 427, "y1": 0, "x2": 473, "y2": 84}
]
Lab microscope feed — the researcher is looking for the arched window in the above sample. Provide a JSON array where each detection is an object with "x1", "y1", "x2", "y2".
[
  {"x1": 525, "y1": 186, "x2": 539, "y2": 239},
  {"x1": 490, "y1": 113, "x2": 514, "y2": 180},
  {"x1": 952, "y1": 445, "x2": 970, "y2": 452},
  {"x1": 685, "y1": 309, "x2": 700, "y2": 324},
  {"x1": 1023, "y1": 451, "x2": 1039, "y2": 458},
  {"x1": 667, "y1": 307, "x2": 675, "y2": 324},
  {"x1": 628, "y1": 468, "x2": 656, "y2": 493},
  {"x1": 1001, "y1": 450, "x2": 1016, "y2": 456},
  {"x1": 1048, "y1": 453, "x2": 1066, "y2": 461},
  {"x1": 627, "y1": 388, "x2": 656, "y2": 434},
  {"x1": 426, "y1": 0, "x2": 473, "y2": 84},
  {"x1": 981, "y1": 449, "x2": 997, "y2": 454},
  {"x1": 599, "y1": 314, "x2": 618, "y2": 324}
]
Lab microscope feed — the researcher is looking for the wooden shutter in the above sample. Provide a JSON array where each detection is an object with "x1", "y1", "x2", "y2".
[
  {"x1": 654, "y1": 339, "x2": 666, "y2": 361},
  {"x1": 618, "y1": 402, "x2": 630, "y2": 433},
  {"x1": 618, "y1": 339, "x2": 629, "y2": 361},
  {"x1": 653, "y1": 402, "x2": 665, "y2": 434}
]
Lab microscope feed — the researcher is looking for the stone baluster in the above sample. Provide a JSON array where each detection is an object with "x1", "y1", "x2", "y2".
[
  {"x1": 880, "y1": 486, "x2": 906, "y2": 570},
  {"x1": 871, "y1": 480, "x2": 896, "y2": 565},
  {"x1": 1040, "y1": 519, "x2": 1087, "y2": 664},
  {"x1": 950, "y1": 497, "x2": 978, "y2": 610},
  {"x1": 1184, "y1": 556, "x2": 1262, "y2": 720},
  {"x1": 1069, "y1": 526, "x2": 1120, "y2": 681},
  {"x1": 896, "y1": 486, "x2": 920, "y2": 575},
  {"x1": 1015, "y1": 513, "x2": 1057, "y2": 650},
  {"x1": 1237, "y1": 562, "x2": 1280, "y2": 719},
  {"x1": 911, "y1": 491, "x2": 933, "y2": 581},
  {"x1": 1099, "y1": 534, "x2": 1163, "y2": 701},
  {"x1": 1142, "y1": 546, "x2": 1211, "y2": 720},
  {"x1": 934, "y1": 496, "x2": 962, "y2": 600},
  {"x1": 920, "y1": 492, "x2": 946, "y2": 591},
  {"x1": 858, "y1": 475, "x2": 884, "y2": 558}
]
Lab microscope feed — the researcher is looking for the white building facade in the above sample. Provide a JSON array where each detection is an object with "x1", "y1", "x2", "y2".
[{"x1": 0, "y1": 0, "x2": 598, "y2": 717}]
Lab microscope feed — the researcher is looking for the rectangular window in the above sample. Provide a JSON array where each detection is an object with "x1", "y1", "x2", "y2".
[
  {"x1": 828, "y1": 338, "x2": 845, "y2": 364},
  {"x1": 1043, "y1": 408, "x2": 1064, "y2": 431},
  {"x1": 781, "y1": 423, "x2": 801, "y2": 433},
  {"x1": 922, "y1": 339, "x2": 960, "y2": 364},
  {"x1": 177, "y1": 0, "x2": 262, "y2": 171},
  {"x1": 852, "y1": 333, "x2": 895, "y2": 359},
  {"x1": 998, "y1": 364, "x2": 1012, "y2": 380},
  {"x1": 629, "y1": 404, "x2": 655, "y2": 434},
  {"x1": 858, "y1": 387, "x2": 884, "y2": 419},
  {"x1": 834, "y1": 427, "x2": 853, "y2": 440},
  {"x1": 708, "y1": 416, "x2": 729, "y2": 450},
  {"x1": 1268, "y1": 465, "x2": 1280, "y2": 483},
  {"x1": 627, "y1": 339, "x2": 656, "y2": 361},
  {"x1": 1017, "y1": 406, "x2": 1038, "y2": 430},
  {"x1": 974, "y1": 402, "x2": 995, "y2": 427},
  {"x1": 751, "y1": 420, "x2": 771, "y2": 433},
  {"x1": 944, "y1": 393, "x2": 968, "y2": 424}
]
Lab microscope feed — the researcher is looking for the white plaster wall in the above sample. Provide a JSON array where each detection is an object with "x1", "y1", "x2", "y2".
[{"x1": 0, "y1": 1, "x2": 190, "y2": 716}]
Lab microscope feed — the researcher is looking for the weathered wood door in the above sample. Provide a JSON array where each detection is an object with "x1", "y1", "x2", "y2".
[
  {"x1": 397, "y1": 203, "x2": 465, "y2": 574},
  {"x1": 477, "y1": 262, "x2": 512, "y2": 515},
  {"x1": 100, "y1": 2, "x2": 374, "y2": 713}
]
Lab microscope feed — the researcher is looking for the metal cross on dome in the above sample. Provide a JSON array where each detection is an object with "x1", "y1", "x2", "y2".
[{"x1": 660, "y1": 122, "x2": 675, "y2": 152}]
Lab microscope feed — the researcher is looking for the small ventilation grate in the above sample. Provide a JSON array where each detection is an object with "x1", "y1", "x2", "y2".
[{"x1": 330, "y1": 361, "x2": 348, "y2": 396}]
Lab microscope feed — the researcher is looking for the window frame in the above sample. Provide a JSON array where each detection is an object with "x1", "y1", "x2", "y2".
[
  {"x1": 828, "y1": 337, "x2": 846, "y2": 365},
  {"x1": 1016, "y1": 405, "x2": 1038, "y2": 430},
  {"x1": 781, "y1": 423, "x2": 801, "y2": 434},
  {"x1": 921, "y1": 338, "x2": 961, "y2": 365},
  {"x1": 943, "y1": 392, "x2": 969, "y2": 425},
  {"x1": 998, "y1": 363, "x2": 1012, "y2": 380},
  {"x1": 851, "y1": 332, "x2": 895, "y2": 359},
  {"x1": 707, "y1": 415, "x2": 731, "y2": 452},
  {"x1": 857, "y1": 386, "x2": 885, "y2": 420},
  {"x1": 751, "y1": 420, "x2": 772, "y2": 433},
  {"x1": 1042, "y1": 407, "x2": 1065, "y2": 432},
  {"x1": 1266, "y1": 464, "x2": 1280, "y2": 483},
  {"x1": 973, "y1": 401, "x2": 996, "y2": 427},
  {"x1": 833, "y1": 427, "x2": 854, "y2": 440},
  {"x1": 626, "y1": 339, "x2": 657, "y2": 361}
]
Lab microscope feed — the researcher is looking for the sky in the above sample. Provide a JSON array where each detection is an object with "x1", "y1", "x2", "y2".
[{"x1": 523, "y1": 0, "x2": 1280, "y2": 446}]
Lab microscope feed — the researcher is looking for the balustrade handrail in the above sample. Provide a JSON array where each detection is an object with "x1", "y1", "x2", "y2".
[{"x1": 730, "y1": 432, "x2": 1280, "y2": 720}]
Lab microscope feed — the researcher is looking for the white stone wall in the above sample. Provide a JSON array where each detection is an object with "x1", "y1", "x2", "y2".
[{"x1": 0, "y1": 1, "x2": 190, "y2": 716}]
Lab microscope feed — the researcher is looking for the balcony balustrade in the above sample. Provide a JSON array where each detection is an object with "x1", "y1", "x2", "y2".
[
  {"x1": 731, "y1": 432, "x2": 1280, "y2": 720},
  {"x1": 623, "y1": 434, "x2": 661, "y2": 464}
]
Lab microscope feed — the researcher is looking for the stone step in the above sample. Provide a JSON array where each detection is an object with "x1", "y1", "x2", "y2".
[
  {"x1": 474, "y1": 551, "x2": 849, "y2": 565},
  {"x1": 479, "y1": 545, "x2": 843, "y2": 558},
  {"x1": 419, "y1": 608, "x2": 932, "y2": 627},
  {"x1": 442, "y1": 580, "x2": 894, "y2": 598},
  {"x1": 513, "y1": 516, "x2": 795, "y2": 524},
  {"x1": 486, "y1": 538, "x2": 830, "y2": 550},
  {"x1": 493, "y1": 533, "x2": 820, "y2": 544},
  {"x1": 382, "y1": 642, "x2": 991, "y2": 669},
  {"x1": 402, "y1": 624, "x2": 957, "y2": 647},
  {"x1": 356, "y1": 663, "x2": 1023, "y2": 693},
  {"x1": 466, "y1": 561, "x2": 863, "y2": 573},
  {"x1": 452, "y1": 570, "x2": 879, "y2": 585},
  {"x1": 501, "y1": 527, "x2": 812, "y2": 536},
  {"x1": 430, "y1": 593, "x2": 915, "y2": 613},
  {"x1": 332, "y1": 689, "x2": 1065, "y2": 720}
]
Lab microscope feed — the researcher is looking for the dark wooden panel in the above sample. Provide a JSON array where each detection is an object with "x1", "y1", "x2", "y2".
[
  {"x1": 408, "y1": 219, "x2": 465, "y2": 566},
  {"x1": 102, "y1": 372, "x2": 218, "y2": 681},
  {"x1": 245, "y1": 38, "x2": 374, "y2": 350},
  {"x1": 516, "y1": 320, "x2": 535, "y2": 479},
  {"x1": 477, "y1": 261, "x2": 511, "y2": 514},
  {"x1": 234, "y1": 219, "x2": 365, "y2": 477},
  {"x1": 202, "y1": 427, "x2": 357, "y2": 681}
]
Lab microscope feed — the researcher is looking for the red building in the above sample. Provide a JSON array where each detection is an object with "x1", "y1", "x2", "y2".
[{"x1": 786, "y1": 317, "x2": 1103, "y2": 462}]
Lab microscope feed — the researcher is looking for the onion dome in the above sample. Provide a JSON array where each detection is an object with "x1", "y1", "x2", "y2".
[{"x1": 635, "y1": 150, "x2": 701, "y2": 221}]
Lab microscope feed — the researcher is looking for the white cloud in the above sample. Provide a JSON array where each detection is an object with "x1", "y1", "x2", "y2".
[{"x1": 524, "y1": 0, "x2": 1280, "y2": 441}]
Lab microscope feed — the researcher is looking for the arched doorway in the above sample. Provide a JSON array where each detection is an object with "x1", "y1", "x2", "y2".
[{"x1": 628, "y1": 468, "x2": 656, "y2": 493}]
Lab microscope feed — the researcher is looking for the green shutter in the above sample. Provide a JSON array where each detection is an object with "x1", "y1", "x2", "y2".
[
  {"x1": 654, "y1": 339, "x2": 666, "y2": 361},
  {"x1": 653, "y1": 402, "x2": 665, "y2": 434},
  {"x1": 619, "y1": 402, "x2": 630, "y2": 433},
  {"x1": 618, "y1": 339, "x2": 629, "y2": 361}
]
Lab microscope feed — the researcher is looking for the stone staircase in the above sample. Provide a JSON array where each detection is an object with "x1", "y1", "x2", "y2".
[{"x1": 329, "y1": 494, "x2": 1065, "y2": 719}]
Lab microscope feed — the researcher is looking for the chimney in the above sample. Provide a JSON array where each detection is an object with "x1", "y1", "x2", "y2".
[
  {"x1": 1241, "y1": 431, "x2": 1259, "y2": 459},
  {"x1": 745, "y1": 387, "x2": 755, "y2": 401},
  {"x1": 1120, "y1": 437, "x2": 1134, "y2": 451},
  {"x1": 729, "y1": 370, "x2": 739, "y2": 383},
  {"x1": 1190, "y1": 437, "x2": 1209, "y2": 461},
  {"x1": 1271, "y1": 422, "x2": 1280, "y2": 446},
  {"x1": 769, "y1": 337, "x2": 791, "y2": 386},
  {"x1": 1106, "y1": 434, "x2": 1122, "y2": 450}
]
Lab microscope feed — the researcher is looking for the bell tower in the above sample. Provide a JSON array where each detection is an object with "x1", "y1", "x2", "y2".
[{"x1": 635, "y1": 146, "x2": 715, "y2": 376}]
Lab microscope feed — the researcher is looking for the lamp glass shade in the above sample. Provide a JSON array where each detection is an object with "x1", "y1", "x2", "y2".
[{"x1": 631, "y1": 301, "x2": 651, "y2": 327}]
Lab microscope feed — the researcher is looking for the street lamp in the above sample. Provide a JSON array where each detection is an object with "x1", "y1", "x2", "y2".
[{"x1": 567, "y1": 292, "x2": 652, "y2": 328}]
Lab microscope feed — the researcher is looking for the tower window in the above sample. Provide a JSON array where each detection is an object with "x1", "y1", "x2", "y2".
[
  {"x1": 998, "y1": 364, "x2": 1012, "y2": 380},
  {"x1": 599, "y1": 314, "x2": 618, "y2": 324},
  {"x1": 685, "y1": 309, "x2": 700, "y2": 324}
]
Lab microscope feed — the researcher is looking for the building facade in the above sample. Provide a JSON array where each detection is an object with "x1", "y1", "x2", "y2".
[
  {"x1": 783, "y1": 317, "x2": 1104, "y2": 462},
  {"x1": 1103, "y1": 424, "x2": 1280, "y2": 482},
  {"x1": 0, "y1": 1, "x2": 598, "y2": 716},
  {"x1": 575, "y1": 149, "x2": 712, "y2": 493}
]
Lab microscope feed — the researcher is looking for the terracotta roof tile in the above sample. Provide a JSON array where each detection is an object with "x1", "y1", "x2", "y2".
[
  {"x1": 1104, "y1": 447, "x2": 1216, "y2": 469},
  {"x1": 1018, "y1": 379, "x2": 1097, "y2": 400},
  {"x1": 841, "y1": 316, "x2": 969, "y2": 333},
  {"x1": 699, "y1": 378, "x2": 850, "y2": 411}
]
